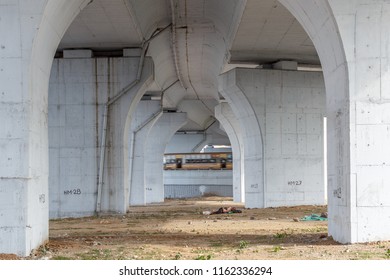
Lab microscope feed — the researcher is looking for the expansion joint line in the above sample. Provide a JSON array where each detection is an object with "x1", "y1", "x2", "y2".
[
  {"x1": 170, "y1": 0, "x2": 187, "y2": 89},
  {"x1": 182, "y1": 0, "x2": 214, "y2": 116}
]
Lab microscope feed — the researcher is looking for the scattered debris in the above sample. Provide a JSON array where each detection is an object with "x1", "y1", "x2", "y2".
[
  {"x1": 293, "y1": 218, "x2": 300, "y2": 222},
  {"x1": 268, "y1": 217, "x2": 277, "y2": 220},
  {"x1": 210, "y1": 207, "x2": 242, "y2": 215}
]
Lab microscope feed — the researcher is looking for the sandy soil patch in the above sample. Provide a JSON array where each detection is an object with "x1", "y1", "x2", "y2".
[{"x1": 2, "y1": 197, "x2": 390, "y2": 260}]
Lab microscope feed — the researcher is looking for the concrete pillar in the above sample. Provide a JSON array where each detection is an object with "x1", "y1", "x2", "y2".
[
  {"x1": 219, "y1": 68, "x2": 326, "y2": 209},
  {"x1": 144, "y1": 112, "x2": 187, "y2": 204},
  {"x1": 0, "y1": 0, "x2": 90, "y2": 256},
  {"x1": 329, "y1": 0, "x2": 390, "y2": 243},
  {"x1": 48, "y1": 56, "x2": 152, "y2": 218},
  {"x1": 215, "y1": 103, "x2": 244, "y2": 202},
  {"x1": 280, "y1": 0, "x2": 390, "y2": 243},
  {"x1": 128, "y1": 101, "x2": 162, "y2": 206},
  {"x1": 101, "y1": 59, "x2": 154, "y2": 213},
  {"x1": 49, "y1": 56, "x2": 98, "y2": 219},
  {"x1": 219, "y1": 69, "x2": 265, "y2": 208}
]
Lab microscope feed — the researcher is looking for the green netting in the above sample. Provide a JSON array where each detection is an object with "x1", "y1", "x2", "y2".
[{"x1": 300, "y1": 214, "x2": 327, "y2": 221}]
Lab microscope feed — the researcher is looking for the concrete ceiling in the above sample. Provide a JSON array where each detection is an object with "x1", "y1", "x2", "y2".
[
  {"x1": 57, "y1": 0, "x2": 320, "y2": 133},
  {"x1": 59, "y1": 0, "x2": 143, "y2": 50},
  {"x1": 230, "y1": 0, "x2": 319, "y2": 65}
]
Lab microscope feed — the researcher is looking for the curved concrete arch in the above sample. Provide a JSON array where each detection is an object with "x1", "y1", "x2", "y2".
[
  {"x1": 127, "y1": 101, "x2": 162, "y2": 206},
  {"x1": 0, "y1": 0, "x2": 90, "y2": 256},
  {"x1": 278, "y1": 0, "x2": 351, "y2": 244},
  {"x1": 129, "y1": 0, "x2": 247, "y2": 108},
  {"x1": 144, "y1": 112, "x2": 188, "y2": 204},
  {"x1": 215, "y1": 103, "x2": 244, "y2": 203},
  {"x1": 219, "y1": 69, "x2": 265, "y2": 209},
  {"x1": 100, "y1": 60, "x2": 155, "y2": 212}
]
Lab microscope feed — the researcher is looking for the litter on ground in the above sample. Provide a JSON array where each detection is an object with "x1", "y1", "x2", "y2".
[{"x1": 300, "y1": 213, "x2": 327, "y2": 221}]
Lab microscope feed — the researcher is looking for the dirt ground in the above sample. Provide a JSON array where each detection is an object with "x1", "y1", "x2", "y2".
[{"x1": 2, "y1": 197, "x2": 390, "y2": 260}]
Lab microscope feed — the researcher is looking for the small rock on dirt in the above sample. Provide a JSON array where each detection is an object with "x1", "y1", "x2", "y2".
[
  {"x1": 268, "y1": 217, "x2": 277, "y2": 220},
  {"x1": 293, "y1": 218, "x2": 300, "y2": 222}
]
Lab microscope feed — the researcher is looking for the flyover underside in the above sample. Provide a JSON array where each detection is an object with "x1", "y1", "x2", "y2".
[{"x1": 4, "y1": 0, "x2": 390, "y2": 258}]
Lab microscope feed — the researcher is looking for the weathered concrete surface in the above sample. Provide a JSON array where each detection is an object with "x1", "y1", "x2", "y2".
[
  {"x1": 280, "y1": 0, "x2": 390, "y2": 244},
  {"x1": 145, "y1": 112, "x2": 188, "y2": 204},
  {"x1": 4, "y1": 0, "x2": 390, "y2": 258},
  {"x1": 48, "y1": 56, "x2": 153, "y2": 217},
  {"x1": 219, "y1": 68, "x2": 326, "y2": 208},
  {"x1": 128, "y1": 101, "x2": 162, "y2": 206},
  {"x1": 215, "y1": 103, "x2": 244, "y2": 202},
  {"x1": 0, "y1": 0, "x2": 92, "y2": 256},
  {"x1": 164, "y1": 170, "x2": 233, "y2": 198}
]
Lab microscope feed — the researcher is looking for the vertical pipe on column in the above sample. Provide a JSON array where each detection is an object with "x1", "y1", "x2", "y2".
[{"x1": 96, "y1": 24, "x2": 172, "y2": 213}]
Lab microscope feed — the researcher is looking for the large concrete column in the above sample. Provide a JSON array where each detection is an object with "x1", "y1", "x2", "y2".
[
  {"x1": 101, "y1": 59, "x2": 154, "y2": 213},
  {"x1": 219, "y1": 68, "x2": 326, "y2": 209},
  {"x1": 48, "y1": 56, "x2": 152, "y2": 218},
  {"x1": 0, "y1": 0, "x2": 89, "y2": 256},
  {"x1": 49, "y1": 55, "x2": 99, "y2": 219},
  {"x1": 280, "y1": 0, "x2": 390, "y2": 243},
  {"x1": 219, "y1": 70, "x2": 265, "y2": 208},
  {"x1": 128, "y1": 101, "x2": 162, "y2": 206},
  {"x1": 215, "y1": 103, "x2": 244, "y2": 203},
  {"x1": 328, "y1": 0, "x2": 390, "y2": 243},
  {"x1": 144, "y1": 112, "x2": 187, "y2": 204}
]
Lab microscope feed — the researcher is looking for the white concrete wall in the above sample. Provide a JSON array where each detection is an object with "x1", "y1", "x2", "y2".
[
  {"x1": 48, "y1": 56, "x2": 153, "y2": 218},
  {"x1": 220, "y1": 68, "x2": 326, "y2": 208},
  {"x1": 164, "y1": 170, "x2": 233, "y2": 198},
  {"x1": 49, "y1": 58, "x2": 98, "y2": 218}
]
